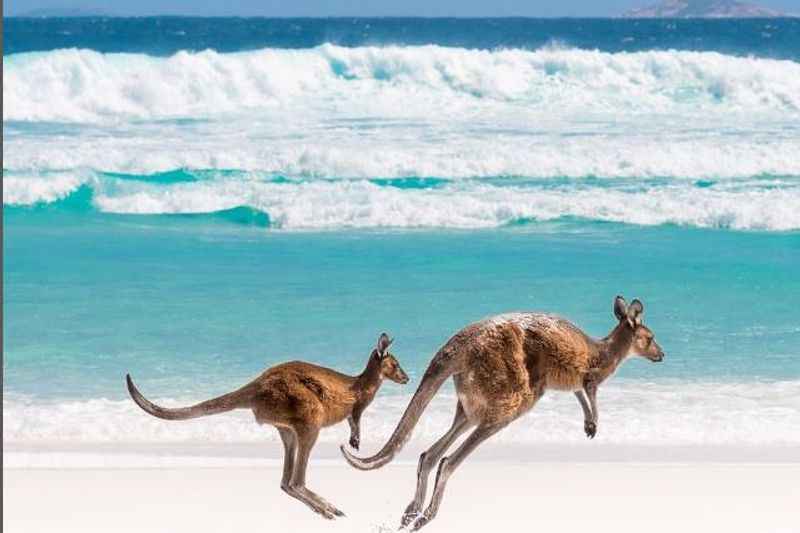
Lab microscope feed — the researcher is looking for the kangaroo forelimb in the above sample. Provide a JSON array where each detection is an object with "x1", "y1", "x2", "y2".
[
  {"x1": 348, "y1": 412, "x2": 362, "y2": 450},
  {"x1": 574, "y1": 390, "x2": 595, "y2": 438},
  {"x1": 583, "y1": 381, "x2": 599, "y2": 438}
]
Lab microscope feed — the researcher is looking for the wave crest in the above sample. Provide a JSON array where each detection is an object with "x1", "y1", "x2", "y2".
[
  {"x1": 4, "y1": 171, "x2": 800, "y2": 231},
  {"x1": 5, "y1": 45, "x2": 800, "y2": 122}
]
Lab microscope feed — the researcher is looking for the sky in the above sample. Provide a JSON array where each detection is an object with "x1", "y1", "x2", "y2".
[{"x1": 5, "y1": 0, "x2": 799, "y2": 17}]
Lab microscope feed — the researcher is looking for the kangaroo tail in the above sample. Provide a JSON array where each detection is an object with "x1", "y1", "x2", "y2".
[
  {"x1": 126, "y1": 373, "x2": 255, "y2": 421},
  {"x1": 340, "y1": 348, "x2": 457, "y2": 471}
]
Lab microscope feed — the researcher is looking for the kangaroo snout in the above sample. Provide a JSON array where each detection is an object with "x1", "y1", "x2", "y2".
[
  {"x1": 393, "y1": 368, "x2": 410, "y2": 384},
  {"x1": 650, "y1": 347, "x2": 665, "y2": 362}
]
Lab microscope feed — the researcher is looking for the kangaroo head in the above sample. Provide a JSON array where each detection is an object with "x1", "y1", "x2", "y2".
[
  {"x1": 613, "y1": 296, "x2": 664, "y2": 362},
  {"x1": 373, "y1": 333, "x2": 410, "y2": 384}
]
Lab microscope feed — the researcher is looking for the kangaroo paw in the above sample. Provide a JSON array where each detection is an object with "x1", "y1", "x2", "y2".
[{"x1": 584, "y1": 420, "x2": 597, "y2": 439}]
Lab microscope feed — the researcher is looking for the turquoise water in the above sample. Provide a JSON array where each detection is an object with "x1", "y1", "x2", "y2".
[
  {"x1": 5, "y1": 209, "x2": 800, "y2": 400},
  {"x1": 3, "y1": 18, "x2": 800, "y2": 450}
]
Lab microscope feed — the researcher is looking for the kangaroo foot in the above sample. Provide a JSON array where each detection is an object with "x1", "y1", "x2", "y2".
[
  {"x1": 284, "y1": 486, "x2": 339, "y2": 519},
  {"x1": 325, "y1": 503, "x2": 346, "y2": 517},
  {"x1": 400, "y1": 502, "x2": 421, "y2": 529},
  {"x1": 410, "y1": 512, "x2": 432, "y2": 532},
  {"x1": 300, "y1": 496, "x2": 337, "y2": 519},
  {"x1": 312, "y1": 505, "x2": 337, "y2": 520},
  {"x1": 411, "y1": 497, "x2": 447, "y2": 531},
  {"x1": 299, "y1": 487, "x2": 346, "y2": 517},
  {"x1": 584, "y1": 420, "x2": 597, "y2": 439}
]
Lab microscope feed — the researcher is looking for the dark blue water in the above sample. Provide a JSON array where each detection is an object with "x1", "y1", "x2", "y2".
[{"x1": 5, "y1": 17, "x2": 800, "y2": 59}]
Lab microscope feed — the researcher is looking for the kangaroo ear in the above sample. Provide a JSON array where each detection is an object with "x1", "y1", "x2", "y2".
[
  {"x1": 627, "y1": 299, "x2": 644, "y2": 327},
  {"x1": 613, "y1": 295, "x2": 628, "y2": 322},
  {"x1": 376, "y1": 333, "x2": 393, "y2": 357}
]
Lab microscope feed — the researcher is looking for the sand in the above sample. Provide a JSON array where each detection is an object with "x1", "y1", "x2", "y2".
[{"x1": 4, "y1": 458, "x2": 799, "y2": 533}]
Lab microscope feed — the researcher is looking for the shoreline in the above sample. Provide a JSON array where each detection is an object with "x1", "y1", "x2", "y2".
[{"x1": 5, "y1": 441, "x2": 800, "y2": 469}]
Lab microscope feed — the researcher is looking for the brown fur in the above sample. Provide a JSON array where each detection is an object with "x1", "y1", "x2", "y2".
[
  {"x1": 341, "y1": 297, "x2": 664, "y2": 530},
  {"x1": 127, "y1": 333, "x2": 408, "y2": 520}
]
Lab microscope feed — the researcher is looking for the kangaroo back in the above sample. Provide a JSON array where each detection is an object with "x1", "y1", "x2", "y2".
[
  {"x1": 340, "y1": 347, "x2": 457, "y2": 470},
  {"x1": 126, "y1": 374, "x2": 256, "y2": 420}
]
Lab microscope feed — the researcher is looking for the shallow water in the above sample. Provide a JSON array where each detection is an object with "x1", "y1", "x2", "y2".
[{"x1": 4, "y1": 215, "x2": 800, "y2": 446}]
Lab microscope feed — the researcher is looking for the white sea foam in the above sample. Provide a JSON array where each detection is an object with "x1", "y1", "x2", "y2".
[
  {"x1": 2, "y1": 171, "x2": 91, "y2": 205},
  {"x1": 6, "y1": 172, "x2": 799, "y2": 231},
  {"x1": 4, "y1": 129, "x2": 799, "y2": 179},
  {"x1": 4, "y1": 46, "x2": 800, "y2": 181},
  {"x1": 4, "y1": 45, "x2": 799, "y2": 228},
  {"x1": 5, "y1": 45, "x2": 800, "y2": 122},
  {"x1": 4, "y1": 381, "x2": 800, "y2": 450}
]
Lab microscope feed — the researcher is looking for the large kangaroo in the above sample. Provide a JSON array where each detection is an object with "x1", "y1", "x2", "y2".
[
  {"x1": 341, "y1": 297, "x2": 664, "y2": 530},
  {"x1": 127, "y1": 333, "x2": 408, "y2": 519}
]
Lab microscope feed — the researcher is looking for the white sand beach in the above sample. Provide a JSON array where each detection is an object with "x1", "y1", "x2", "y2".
[{"x1": 4, "y1": 449, "x2": 799, "y2": 533}]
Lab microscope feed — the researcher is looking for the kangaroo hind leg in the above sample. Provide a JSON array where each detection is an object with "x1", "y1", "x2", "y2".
[
  {"x1": 401, "y1": 400, "x2": 471, "y2": 528},
  {"x1": 289, "y1": 425, "x2": 345, "y2": 519},
  {"x1": 277, "y1": 427, "x2": 296, "y2": 492},
  {"x1": 410, "y1": 421, "x2": 507, "y2": 531}
]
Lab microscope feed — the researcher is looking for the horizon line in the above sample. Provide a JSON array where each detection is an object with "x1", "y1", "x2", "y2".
[{"x1": 6, "y1": 14, "x2": 798, "y2": 19}]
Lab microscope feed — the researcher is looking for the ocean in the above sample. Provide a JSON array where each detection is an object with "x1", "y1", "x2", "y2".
[{"x1": 3, "y1": 17, "x2": 800, "y2": 464}]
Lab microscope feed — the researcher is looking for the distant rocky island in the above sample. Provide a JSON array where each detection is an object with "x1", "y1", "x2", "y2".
[{"x1": 623, "y1": 0, "x2": 785, "y2": 17}]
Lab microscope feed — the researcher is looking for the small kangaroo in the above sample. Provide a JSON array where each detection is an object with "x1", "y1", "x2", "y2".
[
  {"x1": 127, "y1": 333, "x2": 408, "y2": 519},
  {"x1": 341, "y1": 296, "x2": 664, "y2": 530}
]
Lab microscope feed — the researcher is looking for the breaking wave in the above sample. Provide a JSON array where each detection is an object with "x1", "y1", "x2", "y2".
[
  {"x1": 5, "y1": 45, "x2": 800, "y2": 122},
  {"x1": 4, "y1": 45, "x2": 800, "y2": 231},
  {"x1": 4, "y1": 171, "x2": 800, "y2": 231},
  {"x1": 4, "y1": 133, "x2": 800, "y2": 180}
]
